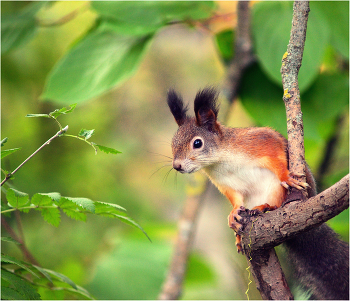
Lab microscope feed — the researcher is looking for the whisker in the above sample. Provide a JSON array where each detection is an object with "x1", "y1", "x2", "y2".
[
  {"x1": 162, "y1": 168, "x2": 174, "y2": 185},
  {"x1": 174, "y1": 170, "x2": 178, "y2": 190},
  {"x1": 147, "y1": 151, "x2": 173, "y2": 160},
  {"x1": 149, "y1": 164, "x2": 172, "y2": 179}
]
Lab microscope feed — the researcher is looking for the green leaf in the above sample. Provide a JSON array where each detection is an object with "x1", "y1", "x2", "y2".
[
  {"x1": 79, "y1": 129, "x2": 95, "y2": 140},
  {"x1": 1, "y1": 237, "x2": 21, "y2": 244},
  {"x1": 41, "y1": 31, "x2": 153, "y2": 104},
  {"x1": 252, "y1": 1, "x2": 330, "y2": 92},
  {"x1": 95, "y1": 201, "x2": 126, "y2": 213},
  {"x1": 40, "y1": 208, "x2": 61, "y2": 227},
  {"x1": 113, "y1": 214, "x2": 151, "y2": 242},
  {"x1": 32, "y1": 265, "x2": 53, "y2": 283},
  {"x1": 1, "y1": 255, "x2": 39, "y2": 278},
  {"x1": 215, "y1": 29, "x2": 235, "y2": 64},
  {"x1": 314, "y1": 1, "x2": 349, "y2": 58},
  {"x1": 40, "y1": 192, "x2": 61, "y2": 202},
  {"x1": 49, "y1": 104, "x2": 77, "y2": 118},
  {"x1": 92, "y1": 1, "x2": 216, "y2": 36},
  {"x1": 1, "y1": 286, "x2": 27, "y2": 300},
  {"x1": 1, "y1": 148, "x2": 21, "y2": 159},
  {"x1": 31, "y1": 194, "x2": 54, "y2": 206},
  {"x1": 1, "y1": 269, "x2": 41, "y2": 300},
  {"x1": 1, "y1": 137, "x2": 8, "y2": 147},
  {"x1": 1, "y1": 2, "x2": 45, "y2": 54},
  {"x1": 58, "y1": 197, "x2": 87, "y2": 222},
  {"x1": 62, "y1": 208, "x2": 87, "y2": 222},
  {"x1": 302, "y1": 73, "x2": 349, "y2": 142},
  {"x1": 39, "y1": 268, "x2": 77, "y2": 290},
  {"x1": 95, "y1": 144, "x2": 121, "y2": 154},
  {"x1": 6, "y1": 188, "x2": 30, "y2": 209},
  {"x1": 239, "y1": 63, "x2": 287, "y2": 135},
  {"x1": 61, "y1": 197, "x2": 95, "y2": 213}
]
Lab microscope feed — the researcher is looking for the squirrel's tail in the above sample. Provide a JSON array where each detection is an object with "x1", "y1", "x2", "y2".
[
  {"x1": 284, "y1": 224, "x2": 349, "y2": 300},
  {"x1": 283, "y1": 163, "x2": 349, "y2": 299}
]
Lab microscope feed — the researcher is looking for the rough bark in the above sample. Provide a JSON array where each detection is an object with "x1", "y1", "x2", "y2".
[{"x1": 240, "y1": 174, "x2": 349, "y2": 252}]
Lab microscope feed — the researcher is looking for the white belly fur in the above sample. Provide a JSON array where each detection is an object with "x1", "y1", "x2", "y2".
[{"x1": 204, "y1": 160, "x2": 281, "y2": 209}]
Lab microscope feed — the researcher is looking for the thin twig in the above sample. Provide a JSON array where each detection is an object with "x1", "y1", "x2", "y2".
[
  {"x1": 1, "y1": 126, "x2": 68, "y2": 186},
  {"x1": 281, "y1": 1, "x2": 310, "y2": 200}
]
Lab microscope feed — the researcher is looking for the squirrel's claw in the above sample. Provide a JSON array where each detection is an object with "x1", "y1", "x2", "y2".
[
  {"x1": 228, "y1": 206, "x2": 249, "y2": 254},
  {"x1": 281, "y1": 173, "x2": 310, "y2": 190}
]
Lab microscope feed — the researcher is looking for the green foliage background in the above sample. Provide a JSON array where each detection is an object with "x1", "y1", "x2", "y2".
[{"x1": 1, "y1": 1, "x2": 349, "y2": 300}]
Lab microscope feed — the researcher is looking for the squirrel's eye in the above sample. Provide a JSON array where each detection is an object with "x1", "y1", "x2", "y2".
[{"x1": 193, "y1": 139, "x2": 203, "y2": 149}]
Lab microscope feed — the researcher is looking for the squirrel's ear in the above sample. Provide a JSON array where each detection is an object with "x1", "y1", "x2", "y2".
[
  {"x1": 194, "y1": 87, "x2": 221, "y2": 133},
  {"x1": 167, "y1": 89, "x2": 188, "y2": 126}
]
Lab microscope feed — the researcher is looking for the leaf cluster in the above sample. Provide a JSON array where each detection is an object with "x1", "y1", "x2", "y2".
[
  {"x1": 1, "y1": 1, "x2": 217, "y2": 104},
  {"x1": 2, "y1": 188, "x2": 149, "y2": 240},
  {"x1": 1, "y1": 251, "x2": 93, "y2": 300}
]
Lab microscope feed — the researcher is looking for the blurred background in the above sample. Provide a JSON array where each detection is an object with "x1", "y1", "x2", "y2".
[{"x1": 1, "y1": 1, "x2": 348, "y2": 300}]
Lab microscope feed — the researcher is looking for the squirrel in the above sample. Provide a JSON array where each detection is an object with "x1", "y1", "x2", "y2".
[{"x1": 166, "y1": 87, "x2": 349, "y2": 300}]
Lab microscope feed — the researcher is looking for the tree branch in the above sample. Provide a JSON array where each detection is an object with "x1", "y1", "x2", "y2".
[
  {"x1": 280, "y1": 1, "x2": 310, "y2": 200},
  {"x1": 241, "y1": 174, "x2": 349, "y2": 252},
  {"x1": 223, "y1": 1, "x2": 255, "y2": 104}
]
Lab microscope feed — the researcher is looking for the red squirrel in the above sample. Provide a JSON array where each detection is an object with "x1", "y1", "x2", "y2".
[{"x1": 167, "y1": 87, "x2": 349, "y2": 300}]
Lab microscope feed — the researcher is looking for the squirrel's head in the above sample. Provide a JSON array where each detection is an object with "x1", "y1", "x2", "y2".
[{"x1": 167, "y1": 87, "x2": 223, "y2": 173}]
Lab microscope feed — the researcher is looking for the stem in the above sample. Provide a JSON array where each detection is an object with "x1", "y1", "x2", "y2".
[
  {"x1": 1, "y1": 217, "x2": 40, "y2": 266},
  {"x1": 63, "y1": 134, "x2": 98, "y2": 153},
  {"x1": 37, "y1": 2, "x2": 90, "y2": 27},
  {"x1": 1, "y1": 126, "x2": 68, "y2": 187},
  {"x1": 1, "y1": 205, "x2": 58, "y2": 215}
]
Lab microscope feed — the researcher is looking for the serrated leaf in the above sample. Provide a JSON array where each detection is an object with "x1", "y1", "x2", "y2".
[
  {"x1": 79, "y1": 129, "x2": 95, "y2": 140},
  {"x1": 1, "y1": 137, "x2": 8, "y2": 146},
  {"x1": 95, "y1": 144, "x2": 121, "y2": 154},
  {"x1": 95, "y1": 201, "x2": 126, "y2": 213},
  {"x1": 41, "y1": 31, "x2": 153, "y2": 104},
  {"x1": 6, "y1": 188, "x2": 30, "y2": 209},
  {"x1": 32, "y1": 265, "x2": 53, "y2": 283},
  {"x1": 1, "y1": 255, "x2": 39, "y2": 278},
  {"x1": 1, "y1": 237, "x2": 21, "y2": 244},
  {"x1": 31, "y1": 194, "x2": 54, "y2": 206},
  {"x1": 40, "y1": 192, "x2": 61, "y2": 202},
  {"x1": 1, "y1": 286, "x2": 26, "y2": 300},
  {"x1": 62, "y1": 209, "x2": 87, "y2": 222},
  {"x1": 62, "y1": 197, "x2": 95, "y2": 213},
  {"x1": 40, "y1": 208, "x2": 61, "y2": 227},
  {"x1": 39, "y1": 268, "x2": 77, "y2": 290},
  {"x1": 113, "y1": 214, "x2": 151, "y2": 242},
  {"x1": 1, "y1": 2, "x2": 45, "y2": 54},
  {"x1": 1, "y1": 148, "x2": 21, "y2": 159},
  {"x1": 49, "y1": 104, "x2": 77, "y2": 118},
  {"x1": 1, "y1": 269, "x2": 41, "y2": 300}
]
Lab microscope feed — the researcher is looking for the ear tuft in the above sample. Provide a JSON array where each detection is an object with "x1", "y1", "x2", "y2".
[
  {"x1": 167, "y1": 89, "x2": 189, "y2": 126},
  {"x1": 194, "y1": 87, "x2": 220, "y2": 132}
]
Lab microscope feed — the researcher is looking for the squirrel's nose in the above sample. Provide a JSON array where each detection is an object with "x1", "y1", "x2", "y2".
[{"x1": 173, "y1": 161, "x2": 184, "y2": 172}]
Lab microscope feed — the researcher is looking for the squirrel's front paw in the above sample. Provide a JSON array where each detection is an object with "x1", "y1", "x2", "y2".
[
  {"x1": 228, "y1": 206, "x2": 249, "y2": 254},
  {"x1": 228, "y1": 206, "x2": 248, "y2": 233}
]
